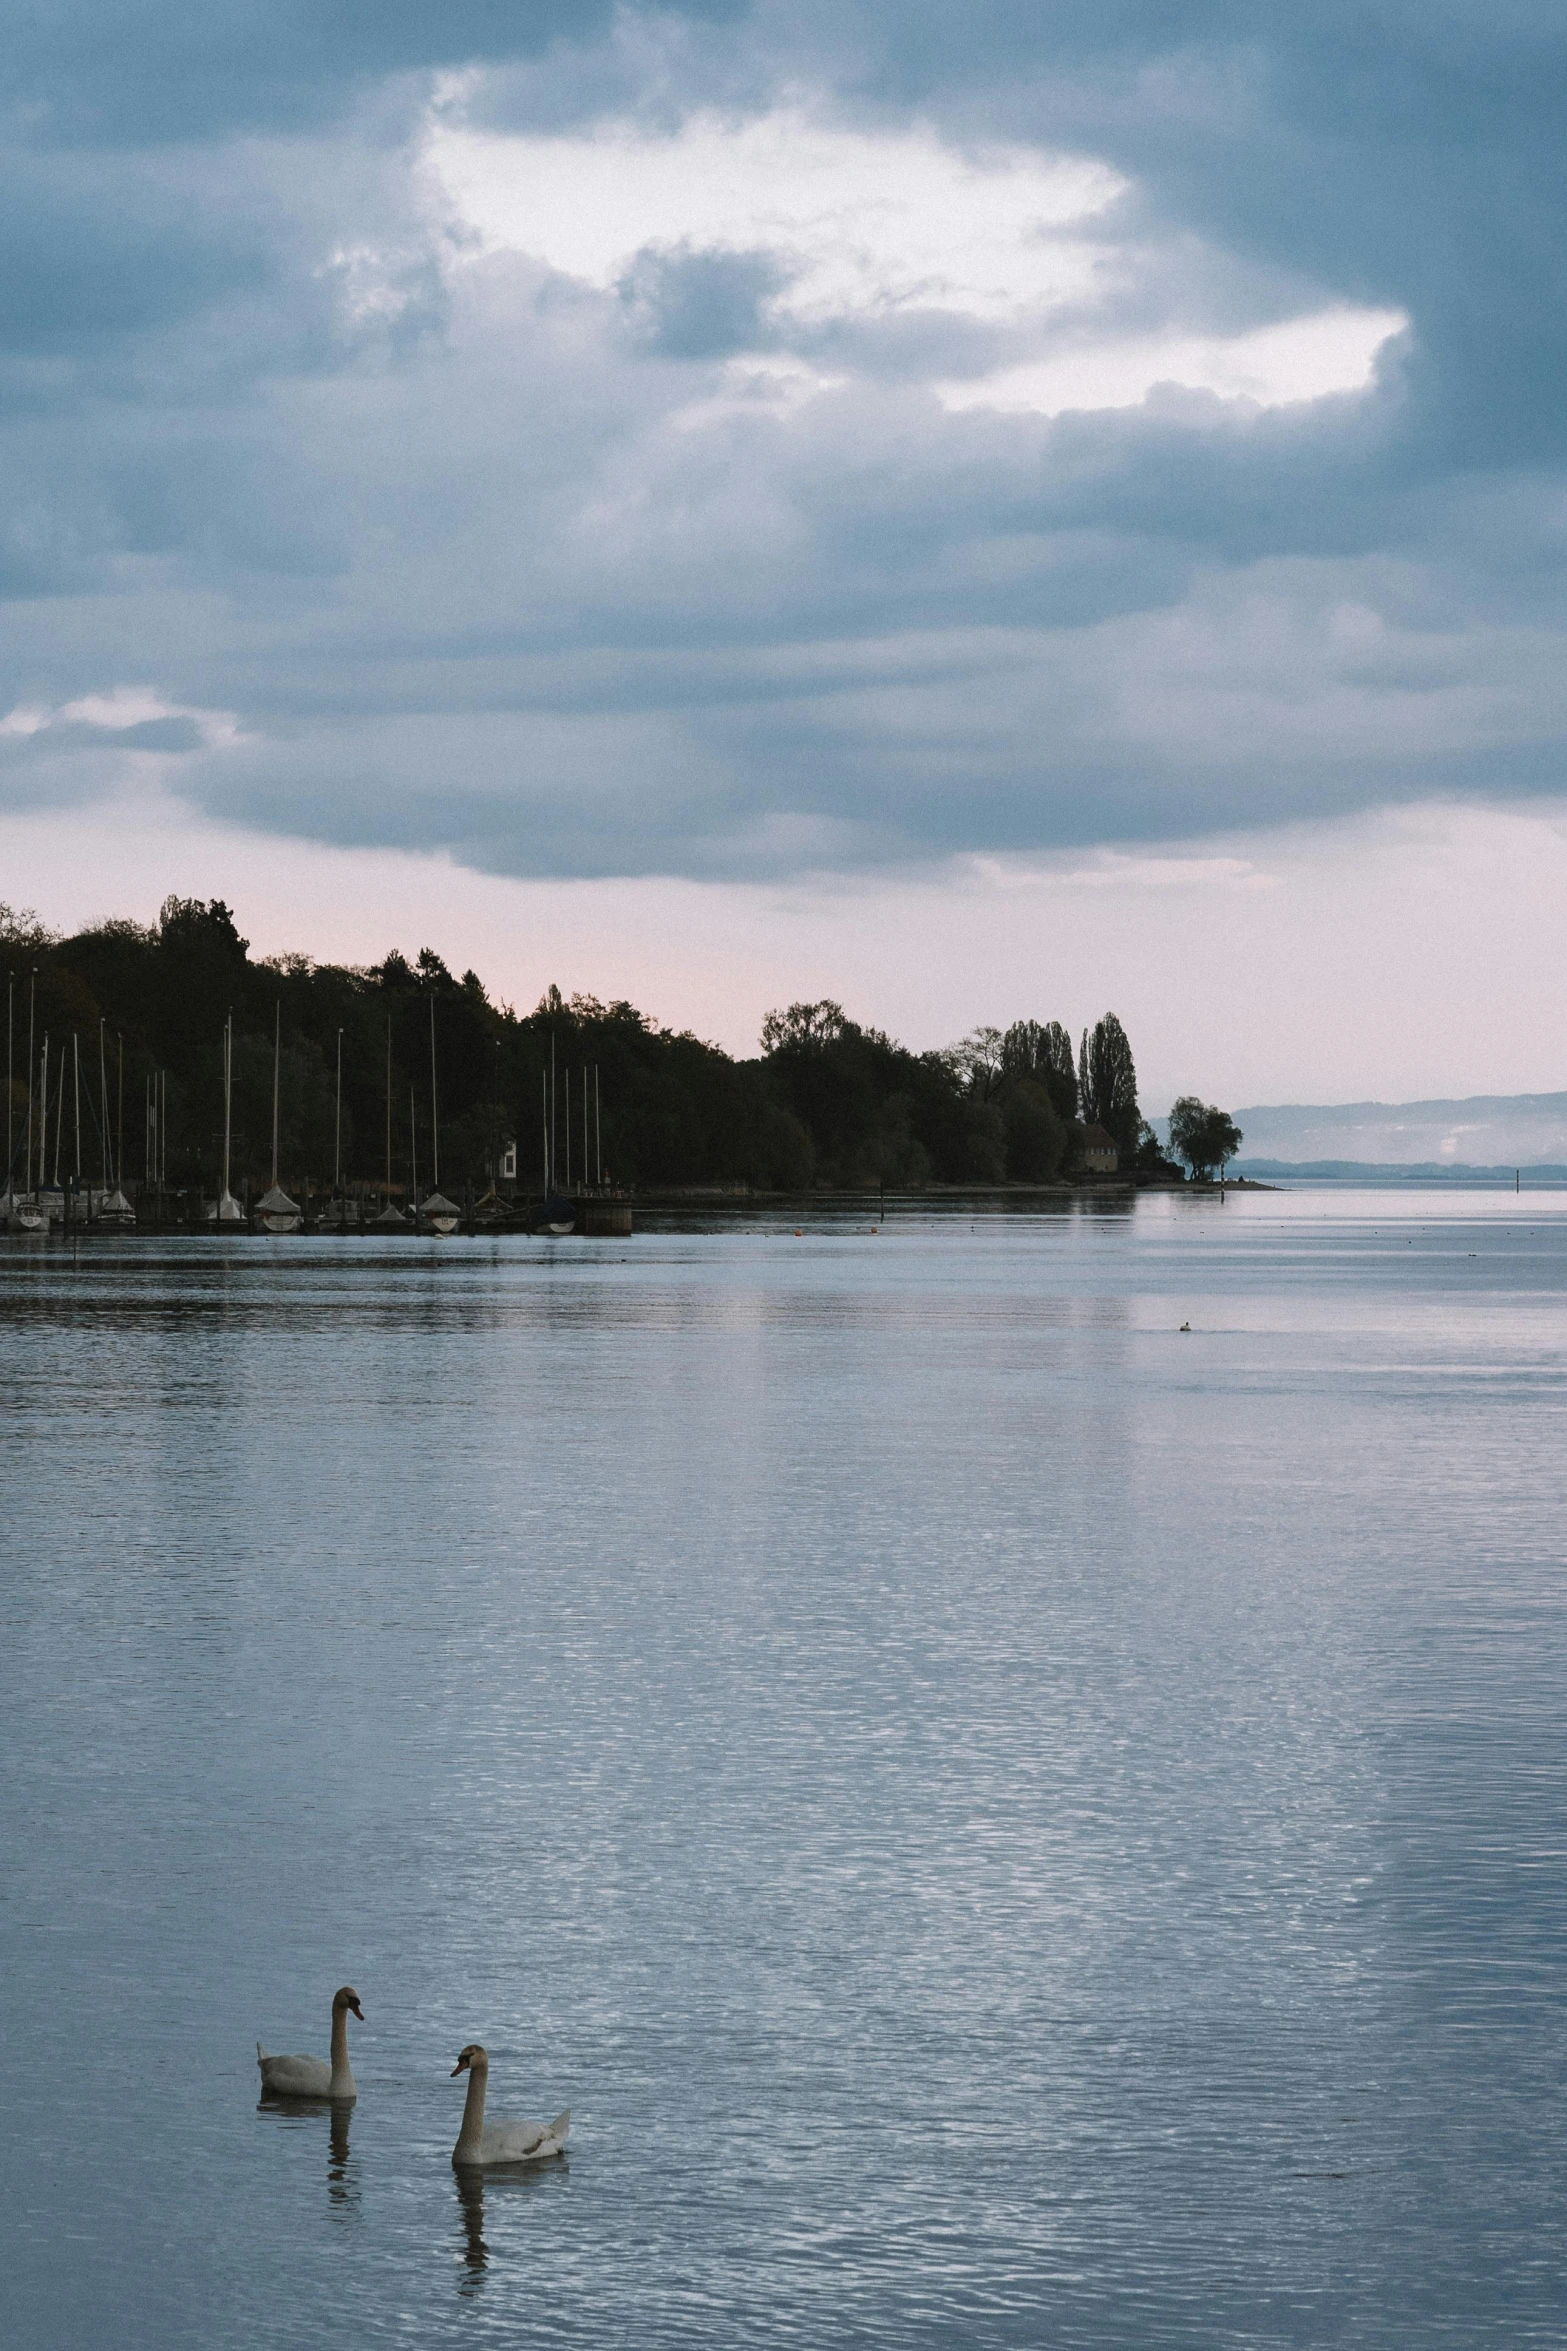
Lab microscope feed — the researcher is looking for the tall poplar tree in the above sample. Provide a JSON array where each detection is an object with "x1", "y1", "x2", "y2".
[{"x1": 1078, "y1": 1013, "x2": 1141, "y2": 1155}]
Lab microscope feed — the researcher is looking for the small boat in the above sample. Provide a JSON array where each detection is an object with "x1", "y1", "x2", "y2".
[
  {"x1": 537, "y1": 1192, "x2": 576, "y2": 1236},
  {"x1": 98, "y1": 1187, "x2": 137, "y2": 1227},
  {"x1": 206, "y1": 1189, "x2": 244, "y2": 1224},
  {"x1": 255, "y1": 1183, "x2": 302, "y2": 1235},
  {"x1": 3, "y1": 1187, "x2": 48, "y2": 1232},
  {"x1": 419, "y1": 1189, "x2": 461, "y2": 1235}
]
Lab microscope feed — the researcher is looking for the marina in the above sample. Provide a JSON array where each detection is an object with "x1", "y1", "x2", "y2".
[{"x1": 3, "y1": 978, "x2": 633, "y2": 1238}]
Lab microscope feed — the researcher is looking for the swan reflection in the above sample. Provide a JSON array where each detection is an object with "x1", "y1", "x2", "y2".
[
  {"x1": 453, "y1": 2153, "x2": 568, "y2": 2296},
  {"x1": 455, "y1": 2166, "x2": 489, "y2": 2291},
  {"x1": 327, "y1": 2100, "x2": 357, "y2": 2214},
  {"x1": 255, "y1": 2091, "x2": 360, "y2": 2216}
]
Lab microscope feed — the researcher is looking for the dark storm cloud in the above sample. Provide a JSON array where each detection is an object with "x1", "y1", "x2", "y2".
[
  {"x1": 800, "y1": 0, "x2": 1567, "y2": 467},
  {"x1": 6, "y1": 3, "x2": 745, "y2": 143},
  {"x1": 0, "y1": 3, "x2": 1564, "y2": 877}
]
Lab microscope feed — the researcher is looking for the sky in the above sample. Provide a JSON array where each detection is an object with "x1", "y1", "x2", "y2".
[{"x1": 3, "y1": 4, "x2": 1564, "y2": 1104}]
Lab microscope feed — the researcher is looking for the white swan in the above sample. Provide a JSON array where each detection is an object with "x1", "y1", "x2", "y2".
[
  {"x1": 257, "y1": 1985, "x2": 364, "y2": 2099},
  {"x1": 450, "y1": 2044, "x2": 569, "y2": 2166}
]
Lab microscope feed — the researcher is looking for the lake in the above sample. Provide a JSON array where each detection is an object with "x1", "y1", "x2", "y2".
[{"x1": 2, "y1": 1191, "x2": 1564, "y2": 2347}]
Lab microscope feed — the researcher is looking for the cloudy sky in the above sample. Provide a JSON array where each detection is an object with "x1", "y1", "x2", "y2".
[{"x1": 3, "y1": 4, "x2": 1564, "y2": 1103}]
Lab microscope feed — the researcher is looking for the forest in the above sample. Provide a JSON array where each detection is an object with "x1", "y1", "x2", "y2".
[{"x1": 1, "y1": 897, "x2": 1180, "y2": 1196}]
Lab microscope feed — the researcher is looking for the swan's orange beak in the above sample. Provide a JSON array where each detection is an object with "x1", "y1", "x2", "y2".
[
  {"x1": 451, "y1": 2056, "x2": 469, "y2": 2076},
  {"x1": 349, "y1": 2000, "x2": 365, "y2": 2021}
]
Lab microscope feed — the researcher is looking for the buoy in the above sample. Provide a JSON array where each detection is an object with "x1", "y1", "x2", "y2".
[{"x1": 1179, "y1": 1320, "x2": 1191, "y2": 1332}]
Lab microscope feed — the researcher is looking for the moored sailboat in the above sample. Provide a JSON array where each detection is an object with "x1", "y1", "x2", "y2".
[
  {"x1": 206, "y1": 1014, "x2": 242, "y2": 1224},
  {"x1": 535, "y1": 1042, "x2": 575, "y2": 1233},
  {"x1": 417, "y1": 994, "x2": 460, "y2": 1232},
  {"x1": 255, "y1": 1004, "x2": 301, "y2": 1232},
  {"x1": 371, "y1": 1018, "x2": 406, "y2": 1225},
  {"x1": 316, "y1": 1026, "x2": 357, "y2": 1230}
]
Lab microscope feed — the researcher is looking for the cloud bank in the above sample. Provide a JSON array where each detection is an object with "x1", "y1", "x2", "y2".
[{"x1": 1, "y1": 4, "x2": 1562, "y2": 880}]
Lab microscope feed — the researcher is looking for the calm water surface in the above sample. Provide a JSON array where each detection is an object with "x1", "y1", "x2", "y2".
[{"x1": 2, "y1": 1192, "x2": 1564, "y2": 2347}]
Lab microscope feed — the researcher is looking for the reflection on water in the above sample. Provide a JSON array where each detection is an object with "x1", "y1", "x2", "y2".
[
  {"x1": 454, "y1": 2160, "x2": 570, "y2": 2299},
  {"x1": 327, "y1": 2103, "x2": 356, "y2": 2218},
  {"x1": 256, "y1": 2097, "x2": 359, "y2": 2220},
  {"x1": 454, "y1": 2167, "x2": 488, "y2": 2292}
]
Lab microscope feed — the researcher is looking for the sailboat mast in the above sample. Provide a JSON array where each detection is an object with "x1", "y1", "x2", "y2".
[
  {"x1": 550, "y1": 1034, "x2": 556, "y2": 1194},
  {"x1": 565, "y1": 1066, "x2": 570, "y2": 1189},
  {"x1": 271, "y1": 1003, "x2": 280, "y2": 1188},
  {"x1": 429, "y1": 994, "x2": 439, "y2": 1189},
  {"x1": 410, "y1": 1086, "x2": 418, "y2": 1208},
  {"x1": 98, "y1": 1020, "x2": 110, "y2": 1190},
  {"x1": 26, "y1": 976, "x2": 35, "y2": 1194},
  {"x1": 583, "y1": 1064, "x2": 588, "y2": 1190},
  {"x1": 595, "y1": 1064, "x2": 601, "y2": 1187},
  {"x1": 334, "y1": 1028, "x2": 342, "y2": 1194},
  {"x1": 541, "y1": 1071, "x2": 548, "y2": 1190},
  {"x1": 40, "y1": 1034, "x2": 49, "y2": 1189},
  {"x1": 385, "y1": 1018, "x2": 392, "y2": 1198},
  {"x1": 222, "y1": 1015, "x2": 233, "y2": 1201},
  {"x1": 117, "y1": 1032, "x2": 123, "y2": 1191},
  {"x1": 6, "y1": 976, "x2": 11, "y2": 1195}
]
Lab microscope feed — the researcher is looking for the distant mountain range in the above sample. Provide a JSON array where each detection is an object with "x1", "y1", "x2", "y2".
[
  {"x1": 1194, "y1": 1090, "x2": 1567, "y2": 1173},
  {"x1": 1230, "y1": 1159, "x2": 1567, "y2": 1183}
]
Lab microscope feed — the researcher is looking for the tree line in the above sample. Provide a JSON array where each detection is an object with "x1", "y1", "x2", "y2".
[{"x1": 1, "y1": 897, "x2": 1237, "y2": 1194}]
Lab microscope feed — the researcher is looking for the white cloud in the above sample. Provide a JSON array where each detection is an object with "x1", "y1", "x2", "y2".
[
  {"x1": 938, "y1": 304, "x2": 1407, "y2": 417},
  {"x1": 0, "y1": 688, "x2": 243, "y2": 748},
  {"x1": 428, "y1": 103, "x2": 1120, "y2": 324},
  {"x1": 425, "y1": 99, "x2": 1405, "y2": 418}
]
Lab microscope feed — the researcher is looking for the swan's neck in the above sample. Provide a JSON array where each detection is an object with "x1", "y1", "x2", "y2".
[
  {"x1": 455, "y1": 2064, "x2": 488, "y2": 2160},
  {"x1": 329, "y1": 2006, "x2": 356, "y2": 2098}
]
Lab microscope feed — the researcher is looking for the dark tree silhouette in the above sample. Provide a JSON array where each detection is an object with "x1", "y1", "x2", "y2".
[
  {"x1": 760, "y1": 1000, "x2": 847, "y2": 1053},
  {"x1": 1168, "y1": 1097, "x2": 1243, "y2": 1179},
  {"x1": 3, "y1": 902, "x2": 1159, "y2": 1199},
  {"x1": 1078, "y1": 1014, "x2": 1141, "y2": 1155}
]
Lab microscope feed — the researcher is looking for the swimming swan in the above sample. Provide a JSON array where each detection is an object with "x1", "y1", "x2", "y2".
[
  {"x1": 450, "y1": 2044, "x2": 569, "y2": 2166},
  {"x1": 257, "y1": 1985, "x2": 364, "y2": 2099}
]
